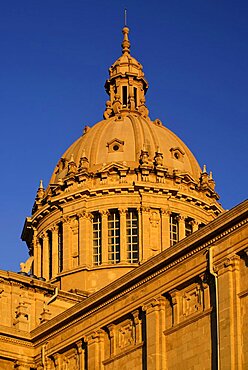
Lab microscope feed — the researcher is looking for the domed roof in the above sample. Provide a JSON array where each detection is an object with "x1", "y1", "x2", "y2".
[
  {"x1": 50, "y1": 26, "x2": 201, "y2": 186},
  {"x1": 50, "y1": 115, "x2": 201, "y2": 185},
  {"x1": 23, "y1": 24, "x2": 222, "y2": 293}
]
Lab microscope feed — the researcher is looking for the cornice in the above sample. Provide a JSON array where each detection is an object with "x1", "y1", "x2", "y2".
[
  {"x1": 0, "y1": 325, "x2": 32, "y2": 347},
  {"x1": 29, "y1": 182, "x2": 223, "y2": 228},
  {"x1": 30, "y1": 200, "x2": 248, "y2": 342}
]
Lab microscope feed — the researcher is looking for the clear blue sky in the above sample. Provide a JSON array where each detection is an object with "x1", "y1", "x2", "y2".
[{"x1": 0, "y1": 0, "x2": 247, "y2": 272}]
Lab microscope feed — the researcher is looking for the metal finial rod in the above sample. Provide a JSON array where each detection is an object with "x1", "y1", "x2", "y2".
[{"x1": 124, "y1": 9, "x2": 127, "y2": 27}]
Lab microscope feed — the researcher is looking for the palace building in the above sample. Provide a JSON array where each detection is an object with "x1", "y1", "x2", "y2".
[{"x1": 0, "y1": 25, "x2": 247, "y2": 370}]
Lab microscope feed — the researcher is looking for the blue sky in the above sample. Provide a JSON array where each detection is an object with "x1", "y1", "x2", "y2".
[{"x1": 0, "y1": 0, "x2": 247, "y2": 271}]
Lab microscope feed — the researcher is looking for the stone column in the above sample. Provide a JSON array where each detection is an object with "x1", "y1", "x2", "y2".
[
  {"x1": 32, "y1": 228, "x2": 38, "y2": 276},
  {"x1": 167, "y1": 289, "x2": 180, "y2": 326},
  {"x1": 138, "y1": 208, "x2": 142, "y2": 261},
  {"x1": 178, "y1": 215, "x2": 185, "y2": 241},
  {"x1": 141, "y1": 206, "x2": 150, "y2": 261},
  {"x1": 76, "y1": 339, "x2": 86, "y2": 370},
  {"x1": 132, "y1": 309, "x2": 142, "y2": 344},
  {"x1": 52, "y1": 353, "x2": 63, "y2": 369},
  {"x1": 192, "y1": 220, "x2": 199, "y2": 233},
  {"x1": 62, "y1": 217, "x2": 71, "y2": 271},
  {"x1": 101, "y1": 210, "x2": 109, "y2": 265},
  {"x1": 42, "y1": 233, "x2": 49, "y2": 281},
  {"x1": 217, "y1": 255, "x2": 242, "y2": 369},
  {"x1": 78, "y1": 211, "x2": 92, "y2": 266},
  {"x1": 143, "y1": 297, "x2": 167, "y2": 369},
  {"x1": 107, "y1": 324, "x2": 116, "y2": 357},
  {"x1": 37, "y1": 237, "x2": 42, "y2": 278},
  {"x1": 87, "y1": 330, "x2": 105, "y2": 370},
  {"x1": 70, "y1": 217, "x2": 79, "y2": 268},
  {"x1": 119, "y1": 208, "x2": 127, "y2": 263},
  {"x1": 51, "y1": 225, "x2": 59, "y2": 277},
  {"x1": 160, "y1": 209, "x2": 170, "y2": 250}
]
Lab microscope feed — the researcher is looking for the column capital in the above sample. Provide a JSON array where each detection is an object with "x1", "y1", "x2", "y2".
[
  {"x1": 50, "y1": 224, "x2": 59, "y2": 233},
  {"x1": 118, "y1": 207, "x2": 128, "y2": 214},
  {"x1": 175, "y1": 214, "x2": 185, "y2": 222},
  {"x1": 99, "y1": 209, "x2": 110, "y2": 217},
  {"x1": 160, "y1": 208, "x2": 171, "y2": 216},
  {"x1": 86, "y1": 329, "x2": 105, "y2": 343},
  {"x1": 214, "y1": 254, "x2": 241, "y2": 275},
  {"x1": 142, "y1": 296, "x2": 166, "y2": 313},
  {"x1": 61, "y1": 215, "x2": 71, "y2": 224},
  {"x1": 140, "y1": 206, "x2": 150, "y2": 214},
  {"x1": 77, "y1": 211, "x2": 93, "y2": 220}
]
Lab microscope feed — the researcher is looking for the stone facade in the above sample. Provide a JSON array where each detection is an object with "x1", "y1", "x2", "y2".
[{"x1": 0, "y1": 25, "x2": 247, "y2": 369}]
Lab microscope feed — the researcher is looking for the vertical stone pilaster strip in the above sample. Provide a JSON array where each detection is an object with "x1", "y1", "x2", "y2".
[
  {"x1": 217, "y1": 255, "x2": 242, "y2": 369},
  {"x1": 42, "y1": 233, "x2": 49, "y2": 280},
  {"x1": 138, "y1": 208, "x2": 142, "y2": 261},
  {"x1": 107, "y1": 324, "x2": 116, "y2": 357},
  {"x1": 87, "y1": 330, "x2": 105, "y2": 370},
  {"x1": 141, "y1": 206, "x2": 150, "y2": 261},
  {"x1": 178, "y1": 215, "x2": 185, "y2": 241},
  {"x1": 143, "y1": 297, "x2": 167, "y2": 370},
  {"x1": 160, "y1": 209, "x2": 170, "y2": 250},
  {"x1": 32, "y1": 228, "x2": 38, "y2": 276},
  {"x1": 37, "y1": 237, "x2": 42, "y2": 277},
  {"x1": 78, "y1": 212, "x2": 86, "y2": 266},
  {"x1": 132, "y1": 309, "x2": 142, "y2": 344},
  {"x1": 51, "y1": 225, "x2": 59, "y2": 277},
  {"x1": 71, "y1": 217, "x2": 79, "y2": 268},
  {"x1": 62, "y1": 217, "x2": 71, "y2": 271},
  {"x1": 192, "y1": 220, "x2": 199, "y2": 233}
]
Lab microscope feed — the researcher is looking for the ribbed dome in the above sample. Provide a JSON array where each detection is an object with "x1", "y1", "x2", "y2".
[{"x1": 50, "y1": 114, "x2": 201, "y2": 185}]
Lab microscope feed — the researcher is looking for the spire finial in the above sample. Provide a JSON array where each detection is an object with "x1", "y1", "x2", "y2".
[
  {"x1": 124, "y1": 9, "x2": 127, "y2": 27},
  {"x1": 39, "y1": 179, "x2": 44, "y2": 189},
  {"x1": 122, "y1": 13, "x2": 130, "y2": 55}
]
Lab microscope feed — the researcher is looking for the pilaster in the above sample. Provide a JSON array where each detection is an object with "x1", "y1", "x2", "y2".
[
  {"x1": 62, "y1": 217, "x2": 71, "y2": 271},
  {"x1": 216, "y1": 254, "x2": 241, "y2": 369},
  {"x1": 160, "y1": 209, "x2": 170, "y2": 250},
  {"x1": 177, "y1": 215, "x2": 185, "y2": 241},
  {"x1": 141, "y1": 206, "x2": 150, "y2": 261},
  {"x1": 86, "y1": 330, "x2": 105, "y2": 370},
  {"x1": 143, "y1": 296, "x2": 167, "y2": 369},
  {"x1": 70, "y1": 217, "x2": 79, "y2": 268},
  {"x1": 78, "y1": 211, "x2": 92, "y2": 266},
  {"x1": 32, "y1": 228, "x2": 38, "y2": 276},
  {"x1": 42, "y1": 233, "x2": 49, "y2": 280},
  {"x1": 51, "y1": 225, "x2": 59, "y2": 277}
]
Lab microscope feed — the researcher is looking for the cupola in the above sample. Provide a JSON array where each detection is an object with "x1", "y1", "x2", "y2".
[{"x1": 21, "y1": 26, "x2": 224, "y2": 294}]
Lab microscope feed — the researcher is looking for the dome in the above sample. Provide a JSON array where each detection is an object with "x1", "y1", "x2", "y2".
[
  {"x1": 22, "y1": 26, "x2": 223, "y2": 293},
  {"x1": 50, "y1": 115, "x2": 201, "y2": 185}
]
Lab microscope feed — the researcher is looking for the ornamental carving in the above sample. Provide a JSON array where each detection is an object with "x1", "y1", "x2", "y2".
[{"x1": 117, "y1": 319, "x2": 135, "y2": 350}]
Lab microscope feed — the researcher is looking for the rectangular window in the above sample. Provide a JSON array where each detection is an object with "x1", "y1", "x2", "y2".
[
  {"x1": 108, "y1": 210, "x2": 120, "y2": 263},
  {"x1": 127, "y1": 209, "x2": 139, "y2": 263},
  {"x1": 134, "y1": 87, "x2": 137, "y2": 108},
  {"x1": 122, "y1": 86, "x2": 128, "y2": 107},
  {"x1": 58, "y1": 222, "x2": 63, "y2": 273},
  {"x1": 93, "y1": 213, "x2": 102, "y2": 266},
  {"x1": 170, "y1": 213, "x2": 179, "y2": 246}
]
